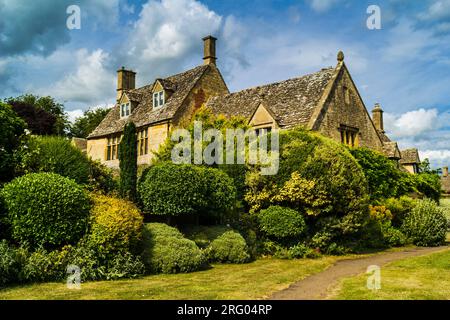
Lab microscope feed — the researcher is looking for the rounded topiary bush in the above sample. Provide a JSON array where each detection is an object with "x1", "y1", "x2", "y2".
[
  {"x1": 141, "y1": 223, "x2": 205, "y2": 274},
  {"x1": 22, "y1": 136, "x2": 91, "y2": 184},
  {"x1": 0, "y1": 173, "x2": 91, "y2": 248},
  {"x1": 207, "y1": 230, "x2": 250, "y2": 264},
  {"x1": 87, "y1": 194, "x2": 143, "y2": 256},
  {"x1": 138, "y1": 162, "x2": 236, "y2": 217},
  {"x1": 401, "y1": 198, "x2": 447, "y2": 247},
  {"x1": 259, "y1": 206, "x2": 306, "y2": 240}
]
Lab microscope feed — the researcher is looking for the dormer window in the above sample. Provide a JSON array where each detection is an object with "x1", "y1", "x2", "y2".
[
  {"x1": 153, "y1": 91, "x2": 165, "y2": 108},
  {"x1": 120, "y1": 102, "x2": 131, "y2": 118}
]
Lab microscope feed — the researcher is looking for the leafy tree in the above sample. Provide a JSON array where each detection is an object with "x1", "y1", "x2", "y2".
[
  {"x1": 0, "y1": 102, "x2": 26, "y2": 182},
  {"x1": 119, "y1": 122, "x2": 138, "y2": 202},
  {"x1": 413, "y1": 173, "x2": 441, "y2": 202},
  {"x1": 69, "y1": 107, "x2": 110, "y2": 138},
  {"x1": 6, "y1": 94, "x2": 68, "y2": 135}
]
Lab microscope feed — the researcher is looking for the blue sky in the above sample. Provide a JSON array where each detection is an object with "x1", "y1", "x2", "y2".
[{"x1": 0, "y1": 0, "x2": 449, "y2": 168}]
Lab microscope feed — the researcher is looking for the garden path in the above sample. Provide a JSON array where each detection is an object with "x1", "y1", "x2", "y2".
[{"x1": 270, "y1": 246, "x2": 449, "y2": 300}]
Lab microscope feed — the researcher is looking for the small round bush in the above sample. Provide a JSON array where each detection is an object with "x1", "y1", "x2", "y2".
[
  {"x1": 382, "y1": 225, "x2": 407, "y2": 247},
  {"x1": 402, "y1": 198, "x2": 447, "y2": 247},
  {"x1": 87, "y1": 194, "x2": 143, "y2": 256},
  {"x1": 258, "y1": 206, "x2": 306, "y2": 240},
  {"x1": 22, "y1": 136, "x2": 91, "y2": 184},
  {"x1": 142, "y1": 223, "x2": 205, "y2": 274},
  {"x1": 138, "y1": 163, "x2": 236, "y2": 217},
  {"x1": 1, "y1": 173, "x2": 91, "y2": 249},
  {"x1": 207, "y1": 230, "x2": 250, "y2": 263},
  {"x1": 183, "y1": 225, "x2": 232, "y2": 249}
]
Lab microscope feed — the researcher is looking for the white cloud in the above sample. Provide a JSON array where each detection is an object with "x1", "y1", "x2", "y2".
[
  {"x1": 420, "y1": 150, "x2": 450, "y2": 168},
  {"x1": 67, "y1": 109, "x2": 84, "y2": 123},
  {"x1": 120, "y1": 0, "x2": 222, "y2": 83},
  {"x1": 418, "y1": 0, "x2": 450, "y2": 21},
  {"x1": 307, "y1": 0, "x2": 341, "y2": 12},
  {"x1": 46, "y1": 49, "x2": 115, "y2": 105},
  {"x1": 385, "y1": 108, "x2": 439, "y2": 138}
]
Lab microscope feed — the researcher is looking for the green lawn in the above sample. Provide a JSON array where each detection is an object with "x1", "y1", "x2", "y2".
[
  {"x1": 0, "y1": 257, "x2": 337, "y2": 300},
  {"x1": 331, "y1": 248, "x2": 450, "y2": 300}
]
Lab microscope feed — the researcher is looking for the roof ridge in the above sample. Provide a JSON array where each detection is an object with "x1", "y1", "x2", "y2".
[{"x1": 222, "y1": 67, "x2": 335, "y2": 97}]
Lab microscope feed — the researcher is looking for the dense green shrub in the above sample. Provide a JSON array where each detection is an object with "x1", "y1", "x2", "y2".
[
  {"x1": 246, "y1": 128, "x2": 369, "y2": 249},
  {"x1": 183, "y1": 225, "x2": 233, "y2": 249},
  {"x1": 207, "y1": 230, "x2": 250, "y2": 263},
  {"x1": 413, "y1": 173, "x2": 441, "y2": 203},
  {"x1": 0, "y1": 102, "x2": 27, "y2": 183},
  {"x1": 87, "y1": 159, "x2": 117, "y2": 194},
  {"x1": 381, "y1": 225, "x2": 407, "y2": 247},
  {"x1": 402, "y1": 198, "x2": 447, "y2": 247},
  {"x1": 0, "y1": 240, "x2": 26, "y2": 286},
  {"x1": 105, "y1": 251, "x2": 145, "y2": 280},
  {"x1": 141, "y1": 223, "x2": 205, "y2": 274},
  {"x1": 139, "y1": 163, "x2": 236, "y2": 218},
  {"x1": 87, "y1": 194, "x2": 143, "y2": 256},
  {"x1": 350, "y1": 147, "x2": 415, "y2": 200},
  {"x1": 21, "y1": 136, "x2": 91, "y2": 184},
  {"x1": 380, "y1": 196, "x2": 417, "y2": 228},
  {"x1": 119, "y1": 122, "x2": 138, "y2": 201},
  {"x1": 1, "y1": 173, "x2": 91, "y2": 249},
  {"x1": 258, "y1": 206, "x2": 306, "y2": 240}
]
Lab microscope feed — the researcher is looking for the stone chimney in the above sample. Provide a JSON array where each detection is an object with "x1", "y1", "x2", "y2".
[
  {"x1": 443, "y1": 166, "x2": 449, "y2": 177},
  {"x1": 203, "y1": 35, "x2": 217, "y2": 66},
  {"x1": 372, "y1": 103, "x2": 384, "y2": 133},
  {"x1": 117, "y1": 67, "x2": 136, "y2": 101}
]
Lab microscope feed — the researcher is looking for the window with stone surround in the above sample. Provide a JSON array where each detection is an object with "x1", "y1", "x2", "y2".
[
  {"x1": 339, "y1": 125, "x2": 359, "y2": 147},
  {"x1": 138, "y1": 127, "x2": 149, "y2": 156},
  {"x1": 106, "y1": 135, "x2": 121, "y2": 161},
  {"x1": 153, "y1": 91, "x2": 165, "y2": 108},
  {"x1": 120, "y1": 103, "x2": 131, "y2": 118},
  {"x1": 255, "y1": 127, "x2": 272, "y2": 136}
]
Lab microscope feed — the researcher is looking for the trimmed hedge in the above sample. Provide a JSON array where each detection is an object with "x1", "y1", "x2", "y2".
[
  {"x1": 402, "y1": 198, "x2": 447, "y2": 247},
  {"x1": 258, "y1": 206, "x2": 306, "y2": 240},
  {"x1": 138, "y1": 163, "x2": 236, "y2": 217},
  {"x1": 141, "y1": 223, "x2": 205, "y2": 274},
  {"x1": 87, "y1": 194, "x2": 143, "y2": 256},
  {"x1": 207, "y1": 230, "x2": 250, "y2": 263},
  {"x1": 0, "y1": 173, "x2": 91, "y2": 249}
]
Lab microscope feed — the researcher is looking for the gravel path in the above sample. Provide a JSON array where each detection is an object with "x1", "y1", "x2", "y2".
[{"x1": 270, "y1": 246, "x2": 449, "y2": 300}]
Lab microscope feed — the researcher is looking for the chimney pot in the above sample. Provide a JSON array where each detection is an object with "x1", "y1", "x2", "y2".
[
  {"x1": 117, "y1": 67, "x2": 136, "y2": 101},
  {"x1": 203, "y1": 35, "x2": 217, "y2": 66},
  {"x1": 372, "y1": 103, "x2": 384, "y2": 133}
]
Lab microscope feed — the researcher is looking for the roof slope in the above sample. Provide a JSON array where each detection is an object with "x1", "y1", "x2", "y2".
[
  {"x1": 400, "y1": 148, "x2": 421, "y2": 164},
  {"x1": 88, "y1": 65, "x2": 209, "y2": 138},
  {"x1": 206, "y1": 67, "x2": 335, "y2": 128}
]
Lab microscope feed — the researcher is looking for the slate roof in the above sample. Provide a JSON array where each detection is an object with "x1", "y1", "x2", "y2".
[
  {"x1": 383, "y1": 141, "x2": 401, "y2": 159},
  {"x1": 399, "y1": 148, "x2": 421, "y2": 164},
  {"x1": 88, "y1": 65, "x2": 209, "y2": 138},
  {"x1": 205, "y1": 67, "x2": 336, "y2": 128}
]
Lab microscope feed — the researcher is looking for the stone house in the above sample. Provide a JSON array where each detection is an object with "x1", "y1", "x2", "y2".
[
  {"x1": 87, "y1": 36, "x2": 414, "y2": 171},
  {"x1": 399, "y1": 149, "x2": 421, "y2": 174}
]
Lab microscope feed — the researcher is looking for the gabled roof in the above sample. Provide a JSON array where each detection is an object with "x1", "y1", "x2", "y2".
[
  {"x1": 383, "y1": 141, "x2": 401, "y2": 159},
  {"x1": 399, "y1": 148, "x2": 421, "y2": 165},
  {"x1": 206, "y1": 67, "x2": 335, "y2": 128},
  {"x1": 88, "y1": 64, "x2": 209, "y2": 139}
]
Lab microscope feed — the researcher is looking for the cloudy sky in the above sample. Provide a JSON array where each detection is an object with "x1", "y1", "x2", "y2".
[{"x1": 0, "y1": 0, "x2": 449, "y2": 168}]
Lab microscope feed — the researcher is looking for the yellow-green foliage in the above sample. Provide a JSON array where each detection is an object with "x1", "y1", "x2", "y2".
[
  {"x1": 88, "y1": 194, "x2": 143, "y2": 255},
  {"x1": 369, "y1": 205, "x2": 393, "y2": 222}
]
